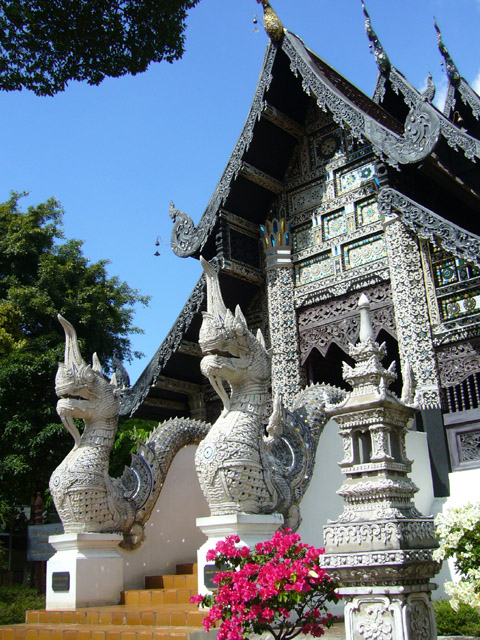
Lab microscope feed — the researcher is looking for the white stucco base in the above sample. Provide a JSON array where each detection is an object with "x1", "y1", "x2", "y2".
[
  {"x1": 46, "y1": 533, "x2": 123, "y2": 609},
  {"x1": 196, "y1": 513, "x2": 283, "y2": 595}
]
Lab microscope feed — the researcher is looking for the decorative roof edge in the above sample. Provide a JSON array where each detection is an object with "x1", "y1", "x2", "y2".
[
  {"x1": 434, "y1": 18, "x2": 460, "y2": 85},
  {"x1": 170, "y1": 42, "x2": 277, "y2": 259},
  {"x1": 362, "y1": 1, "x2": 390, "y2": 75},
  {"x1": 384, "y1": 65, "x2": 480, "y2": 162},
  {"x1": 457, "y1": 81, "x2": 480, "y2": 121},
  {"x1": 444, "y1": 76, "x2": 480, "y2": 123},
  {"x1": 171, "y1": 29, "x2": 480, "y2": 260},
  {"x1": 434, "y1": 19, "x2": 480, "y2": 122},
  {"x1": 119, "y1": 273, "x2": 207, "y2": 416},
  {"x1": 282, "y1": 32, "x2": 441, "y2": 168},
  {"x1": 378, "y1": 187, "x2": 480, "y2": 266}
]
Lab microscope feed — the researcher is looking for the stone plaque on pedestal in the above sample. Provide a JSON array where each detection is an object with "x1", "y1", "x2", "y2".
[{"x1": 46, "y1": 532, "x2": 123, "y2": 610}]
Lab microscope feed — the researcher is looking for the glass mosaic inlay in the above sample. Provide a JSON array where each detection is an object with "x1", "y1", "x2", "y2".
[
  {"x1": 323, "y1": 211, "x2": 346, "y2": 240},
  {"x1": 432, "y1": 254, "x2": 479, "y2": 288},
  {"x1": 357, "y1": 199, "x2": 381, "y2": 227},
  {"x1": 295, "y1": 253, "x2": 333, "y2": 285},
  {"x1": 293, "y1": 224, "x2": 323, "y2": 253},
  {"x1": 344, "y1": 234, "x2": 386, "y2": 269},
  {"x1": 339, "y1": 162, "x2": 376, "y2": 194},
  {"x1": 440, "y1": 292, "x2": 480, "y2": 321},
  {"x1": 289, "y1": 183, "x2": 324, "y2": 215}
]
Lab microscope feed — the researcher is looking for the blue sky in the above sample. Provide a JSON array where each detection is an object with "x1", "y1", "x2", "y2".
[{"x1": 1, "y1": 0, "x2": 479, "y2": 384}]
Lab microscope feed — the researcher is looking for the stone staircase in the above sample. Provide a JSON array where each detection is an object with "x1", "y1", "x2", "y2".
[{"x1": 0, "y1": 564, "x2": 208, "y2": 640}]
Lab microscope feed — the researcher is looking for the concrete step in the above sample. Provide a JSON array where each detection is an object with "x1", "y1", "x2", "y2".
[
  {"x1": 121, "y1": 588, "x2": 198, "y2": 606},
  {"x1": 0, "y1": 623, "x2": 202, "y2": 640},
  {"x1": 0, "y1": 565, "x2": 205, "y2": 640},
  {"x1": 174, "y1": 565, "x2": 196, "y2": 576},
  {"x1": 25, "y1": 605, "x2": 206, "y2": 627},
  {"x1": 144, "y1": 576, "x2": 197, "y2": 591}
]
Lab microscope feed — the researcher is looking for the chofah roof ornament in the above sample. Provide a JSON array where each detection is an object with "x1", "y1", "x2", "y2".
[{"x1": 256, "y1": 0, "x2": 283, "y2": 42}]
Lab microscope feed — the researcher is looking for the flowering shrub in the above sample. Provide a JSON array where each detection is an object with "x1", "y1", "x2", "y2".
[
  {"x1": 191, "y1": 529, "x2": 340, "y2": 640},
  {"x1": 434, "y1": 502, "x2": 480, "y2": 611}
]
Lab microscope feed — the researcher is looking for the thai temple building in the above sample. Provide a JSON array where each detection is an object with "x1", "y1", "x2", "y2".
[
  {"x1": 120, "y1": 0, "x2": 480, "y2": 526},
  {"x1": 3, "y1": 5, "x2": 480, "y2": 640}
]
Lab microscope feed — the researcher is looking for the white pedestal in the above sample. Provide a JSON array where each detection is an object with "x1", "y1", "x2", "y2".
[
  {"x1": 196, "y1": 513, "x2": 283, "y2": 594},
  {"x1": 46, "y1": 533, "x2": 123, "y2": 610},
  {"x1": 341, "y1": 585, "x2": 437, "y2": 640}
]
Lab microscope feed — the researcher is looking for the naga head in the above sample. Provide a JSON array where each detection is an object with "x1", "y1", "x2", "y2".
[
  {"x1": 56, "y1": 315, "x2": 120, "y2": 444},
  {"x1": 199, "y1": 257, "x2": 270, "y2": 410}
]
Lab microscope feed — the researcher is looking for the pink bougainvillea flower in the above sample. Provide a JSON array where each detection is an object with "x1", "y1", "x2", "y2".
[{"x1": 193, "y1": 529, "x2": 340, "y2": 640}]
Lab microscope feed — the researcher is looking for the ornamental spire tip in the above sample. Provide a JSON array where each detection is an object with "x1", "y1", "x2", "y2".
[
  {"x1": 362, "y1": 0, "x2": 390, "y2": 75},
  {"x1": 256, "y1": 0, "x2": 284, "y2": 42},
  {"x1": 434, "y1": 18, "x2": 460, "y2": 84}
]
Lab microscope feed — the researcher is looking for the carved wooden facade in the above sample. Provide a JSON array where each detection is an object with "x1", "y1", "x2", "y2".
[{"x1": 120, "y1": 9, "x2": 480, "y2": 495}]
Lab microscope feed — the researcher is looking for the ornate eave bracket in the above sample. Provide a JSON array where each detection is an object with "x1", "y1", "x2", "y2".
[
  {"x1": 169, "y1": 201, "x2": 203, "y2": 258},
  {"x1": 281, "y1": 32, "x2": 440, "y2": 169},
  {"x1": 378, "y1": 187, "x2": 480, "y2": 267}
]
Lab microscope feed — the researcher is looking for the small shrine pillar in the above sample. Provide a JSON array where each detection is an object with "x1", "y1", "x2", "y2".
[
  {"x1": 261, "y1": 216, "x2": 304, "y2": 405},
  {"x1": 322, "y1": 294, "x2": 440, "y2": 640}
]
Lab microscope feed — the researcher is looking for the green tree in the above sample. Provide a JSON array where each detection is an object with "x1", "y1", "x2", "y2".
[
  {"x1": 0, "y1": 0, "x2": 200, "y2": 96},
  {"x1": 0, "y1": 192, "x2": 149, "y2": 528}
]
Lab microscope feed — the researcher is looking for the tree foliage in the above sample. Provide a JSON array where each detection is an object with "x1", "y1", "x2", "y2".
[
  {"x1": 0, "y1": 0, "x2": 200, "y2": 96},
  {"x1": 0, "y1": 192, "x2": 149, "y2": 528}
]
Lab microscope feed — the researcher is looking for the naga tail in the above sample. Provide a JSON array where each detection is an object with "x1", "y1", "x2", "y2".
[
  {"x1": 120, "y1": 417, "x2": 210, "y2": 549},
  {"x1": 271, "y1": 384, "x2": 347, "y2": 503}
]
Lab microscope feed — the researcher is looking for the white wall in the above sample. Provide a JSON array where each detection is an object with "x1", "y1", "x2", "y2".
[
  {"x1": 120, "y1": 445, "x2": 209, "y2": 589},
  {"x1": 430, "y1": 466, "x2": 480, "y2": 597},
  {"x1": 120, "y1": 421, "x2": 437, "y2": 592}
]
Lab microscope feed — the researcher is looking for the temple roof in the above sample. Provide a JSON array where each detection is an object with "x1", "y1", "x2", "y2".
[
  {"x1": 434, "y1": 19, "x2": 480, "y2": 141},
  {"x1": 120, "y1": 20, "x2": 480, "y2": 421}
]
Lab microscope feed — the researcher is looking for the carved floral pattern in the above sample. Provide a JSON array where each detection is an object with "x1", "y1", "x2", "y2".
[
  {"x1": 298, "y1": 282, "x2": 394, "y2": 360},
  {"x1": 436, "y1": 341, "x2": 480, "y2": 387},
  {"x1": 408, "y1": 600, "x2": 432, "y2": 640},
  {"x1": 459, "y1": 430, "x2": 480, "y2": 463},
  {"x1": 266, "y1": 265, "x2": 305, "y2": 405},
  {"x1": 383, "y1": 219, "x2": 441, "y2": 409},
  {"x1": 355, "y1": 603, "x2": 393, "y2": 640}
]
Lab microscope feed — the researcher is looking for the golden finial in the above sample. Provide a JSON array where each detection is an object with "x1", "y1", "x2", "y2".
[{"x1": 256, "y1": 0, "x2": 284, "y2": 42}]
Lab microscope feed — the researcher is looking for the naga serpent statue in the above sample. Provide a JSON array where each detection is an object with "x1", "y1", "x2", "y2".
[
  {"x1": 195, "y1": 257, "x2": 345, "y2": 529},
  {"x1": 50, "y1": 261, "x2": 345, "y2": 544},
  {"x1": 50, "y1": 315, "x2": 209, "y2": 548}
]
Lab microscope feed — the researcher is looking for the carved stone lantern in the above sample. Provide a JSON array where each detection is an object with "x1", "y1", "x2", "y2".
[{"x1": 322, "y1": 294, "x2": 441, "y2": 640}]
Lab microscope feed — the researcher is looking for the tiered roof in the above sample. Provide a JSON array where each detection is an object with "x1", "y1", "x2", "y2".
[{"x1": 120, "y1": 4, "x2": 480, "y2": 420}]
